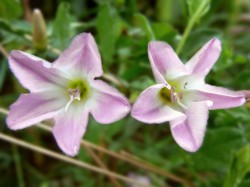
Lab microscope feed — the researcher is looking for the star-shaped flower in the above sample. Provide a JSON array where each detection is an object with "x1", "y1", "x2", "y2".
[
  {"x1": 131, "y1": 38, "x2": 246, "y2": 152},
  {"x1": 7, "y1": 33, "x2": 131, "y2": 156}
]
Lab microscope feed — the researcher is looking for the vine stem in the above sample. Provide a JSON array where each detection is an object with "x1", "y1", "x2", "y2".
[{"x1": 176, "y1": 0, "x2": 209, "y2": 55}]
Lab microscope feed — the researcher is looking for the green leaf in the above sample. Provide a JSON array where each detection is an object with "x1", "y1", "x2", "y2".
[
  {"x1": 156, "y1": 0, "x2": 173, "y2": 22},
  {"x1": 192, "y1": 127, "x2": 245, "y2": 171},
  {"x1": 97, "y1": 3, "x2": 119, "y2": 64},
  {"x1": 133, "y1": 13, "x2": 155, "y2": 41},
  {"x1": 224, "y1": 145, "x2": 250, "y2": 187},
  {"x1": 0, "y1": 0, "x2": 22, "y2": 20},
  {"x1": 239, "y1": 179, "x2": 250, "y2": 187},
  {"x1": 52, "y1": 3, "x2": 73, "y2": 50},
  {"x1": 0, "y1": 59, "x2": 7, "y2": 90},
  {"x1": 187, "y1": 0, "x2": 211, "y2": 22},
  {"x1": 152, "y1": 22, "x2": 178, "y2": 42},
  {"x1": 0, "y1": 19, "x2": 29, "y2": 36}
]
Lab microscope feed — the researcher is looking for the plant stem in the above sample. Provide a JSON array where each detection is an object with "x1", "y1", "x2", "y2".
[
  {"x1": 38, "y1": 123, "x2": 192, "y2": 186},
  {"x1": 176, "y1": 0, "x2": 209, "y2": 55},
  {"x1": 0, "y1": 43, "x2": 9, "y2": 58},
  {"x1": 0, "y1": 132, "x2": 152, "y2": 187},
  {"x1": 0, "y1": 107, "x2": 192, "y2": 186},
  {"x1": 38, "y1": 123, "x2": 193, "y2": 186},
  {"x1": 83, "y1": 144, "x2": 122, "y2": 187},
  {"x1": 0, "y1": 35, "x2": 193, "y2": 186}
]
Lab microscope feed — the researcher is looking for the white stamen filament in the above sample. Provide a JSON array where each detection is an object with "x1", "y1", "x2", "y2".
[
  {"x1": 176, "y1": 95, "x2": 187, "y2": 110},
  {"x1": 170, "y1": 87, "x2": 177, "y2": 103},
  {"x1": 169, "y1": 85, "x2": 187, "y2": 110},
  {"x1": 65, "y1": 87, "x2": 81, "y2": 112}
]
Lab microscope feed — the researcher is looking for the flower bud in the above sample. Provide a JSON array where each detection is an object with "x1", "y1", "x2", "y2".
[{"x1": 32, "y1": 9, "x2": 47, "y2": 51}]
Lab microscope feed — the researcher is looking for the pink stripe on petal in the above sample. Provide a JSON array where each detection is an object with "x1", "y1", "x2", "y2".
[
  {"x1": 170, "y1": 101, "x2": 209, "y2": 152},
  {"x1": 148, "y1": 41, "x2": 187, "y2": 83},
  {"x1": 186, "y1": 84, "x2": 246, "y2": 110},
  {"x1": 52, "y1": 33, "x2": 103, "y2": 79},
  {"x1": 185, "y1": 38, "x2": 221, "y2": 78},
  {"x1": 8, "y1": 51, "x2": 68, "y2": 92},
  {"x1": 89, "y1": 80, "x2": 130, "y2": 124},
  {"x1": 131, "y1": 84, "x2": 185, "y2": 124},
  {"x1": 52, "y1": 105, "x2": 88, "y2": 157},
  {"x1": 7, "y1": 91, "x2": 66, "y2": 130}
]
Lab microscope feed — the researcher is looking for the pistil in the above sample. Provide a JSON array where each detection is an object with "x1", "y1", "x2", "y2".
[
  {"x1": 65, "y1": 87, "x2": 81, "y2": 111},
  {"x1": 65, "y1": 79, "x2": 89, "y2": 111}
]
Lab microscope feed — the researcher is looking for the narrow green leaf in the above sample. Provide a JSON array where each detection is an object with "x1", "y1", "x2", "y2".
[
  {"x1": 0, "y1": 19, "x2": 27, "y2": 36},
  {"x1": 0, "y1": 60, "x2": 7, "y2": 90},
  {"x1": 156, "y1": 0, "x2": 174, "y2": 22},
  {"x1": 97, "y1": 3, "x2": 118, "y2": 64},
  {"x1": 187, "y1": 0, "x2": 211, "y2": 22},
  {"x1": 176, "y1": 0, "x2": 211, "y2": 54},
  {"x1": 224, "y1": 145, "x2": 250, "y2": 187},
  {"x1": 152, "y1": 22, "x2": 178, "y2": 41},
  {"x1": 52, "y1": 3, "x2": 72, "y2": 50},
  {"x1": 133, "y1": 13, "x2": 155, "y2": 41},
  {"x1": 0, "y1": 0, "x2": 22, "y2": 20}
]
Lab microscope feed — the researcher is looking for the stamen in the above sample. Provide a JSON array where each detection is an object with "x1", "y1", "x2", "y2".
[
  {"x1": 176, "y1": 95, "x2": 187, "y2": 110},
  {"x1": 65, "y1": 87, "x2": 81, "y2": 112},
  {"x1": 184, "y1": 82, "x2": 188, "y2": 89},
  {"x1": 170, "y1": 90, "x2": 177, "y2": 103}
]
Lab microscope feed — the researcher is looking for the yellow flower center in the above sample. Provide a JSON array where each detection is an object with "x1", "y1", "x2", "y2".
[
  {"x1": 158, "y1": 80, "x2": 186, "y2": 106},
  {"x1": 65, "y1": 79, "x2": 89, "y2": 111},
  {"x1": 68, "y1": 79, "x2": 89, "y2": 100}
]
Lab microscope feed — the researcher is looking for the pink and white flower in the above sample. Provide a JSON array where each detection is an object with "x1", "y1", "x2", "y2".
[
  {"x1": 7, "y1": 32, "x2": 131, "y2": 156},
  {"x1": 131, "y1": 38, "x2": 246, "y2": 152}
]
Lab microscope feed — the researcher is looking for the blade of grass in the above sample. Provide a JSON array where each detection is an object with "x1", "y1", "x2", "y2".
[{"x1": 12, "y1": 144, "x2": 25, "y2": 187}]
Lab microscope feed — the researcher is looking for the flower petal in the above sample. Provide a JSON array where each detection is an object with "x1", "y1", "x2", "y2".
[
  {"x1": 52, "y1": 33, "x2": 103, "y2": 79},
  {"x1": 148, "y1": 41, "x2": 187, "y2": 83},
  {"x1": 185, "y1": 84, "x2": 246, "y2": 110},
  {"x1": 52, "y1": 105, "x2": 88, "y2": 156},
  {"x1": 8, "y1": 50, "x2": 68, "y2": 92},
  {"x1": 170, "y1": 101, "x2": 209, "y2": 152},
  {"x1": 7, "y1": 90, "x2": 67, "y2": 130},
  {"x1": 131, "y1": 84, "x2": 185, "y2": 124},
  {"x1": 185, "y1": 38, "x2": 221, "y2": 78},
  {"x1": 89, "y1": 80, "x2": 130, "y2": 124}
]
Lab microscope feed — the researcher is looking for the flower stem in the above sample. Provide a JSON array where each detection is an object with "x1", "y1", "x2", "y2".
[
  {"x1": 0, "y1": 132, "x2": 152, "y2": 187},
  {"x1": 176, "y1": 0, "x2": 209, "y2": 55}
]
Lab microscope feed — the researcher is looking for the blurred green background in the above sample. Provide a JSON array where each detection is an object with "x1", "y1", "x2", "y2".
[{"x1": 1, "y1": 0, "x2": 250, "y2": 186}]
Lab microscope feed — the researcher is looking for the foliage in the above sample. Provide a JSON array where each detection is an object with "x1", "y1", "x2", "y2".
[{"x1": 0, "y1": 0, "x2": 250, "y2": 186}]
